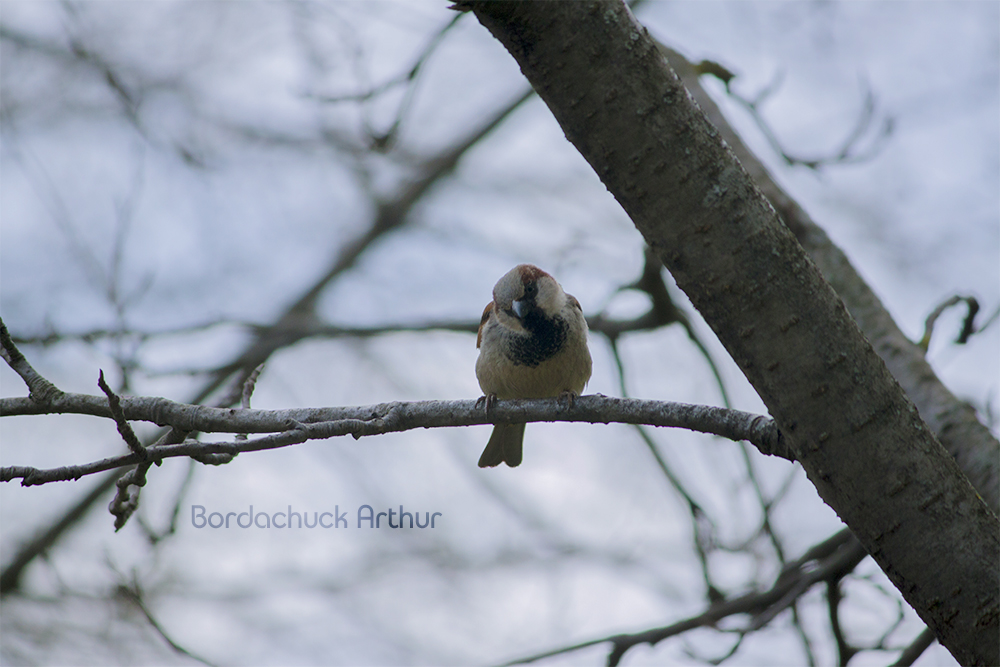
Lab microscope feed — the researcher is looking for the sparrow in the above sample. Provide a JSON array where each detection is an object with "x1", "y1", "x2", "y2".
[{"x1": 476, "y1": 264, "x2": 592, "y2": 467}]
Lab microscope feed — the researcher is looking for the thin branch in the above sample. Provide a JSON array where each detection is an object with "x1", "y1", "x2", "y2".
[
  {"x1": 918, "y1": 295, "x2": 980, "y2": 351},
  {"x1": 110, "y1": 461, "x2": 150, "y2": 531},
  {"x1": 724, "y1": 68, "x2": 893, "y2": 171},
  {"x1": 607, "y1": 333, "x2": 723, "y2": 602},
  {"x1": 312, "y1": 13, "x2": 463, "y2": 105},
  {"x1": 105, "y1": 427, "x2": 190, "y2": 533},
  {"x1": 891, "y1": 628, "x2": 936, "y2": 667},
  {"x1": 236, "y1": 363, "x2": 265, "y2": 443},
  {"x1": 0, "y1": 318, "x2": 64, "y2": 405},
  {"x1": 313, "y1": 13, "x2": 465, "y2": 151},
  {"x1": 826, "y1": 579, "x2": 857, "y2": 666},
  {"x1": 240, "y1": 363, "x2": 265, "y2": 411},
  {"x1": 118, "y1": 578, "x2": 217, "y2": 667},
  {"x1": 97, "y1": 369, "x2": 146, "y2": 458},
  {"x1": 11, "y1": 309, "x2": 674, "y2": 360},
  {"x1": 494, "y1": 531, "x2": 867, "y2": 666}
]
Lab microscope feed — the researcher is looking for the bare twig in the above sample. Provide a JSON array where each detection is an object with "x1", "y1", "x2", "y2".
[
  {"x1": 240, "y1": 363, "x2": 265, "y2": 411},
  {"x1": 312, "y1": 13, "x2": 462, "y2": 105},
  {"x1": 606, "y1": 333, "x2": 724, "y2": 603},
  {"x1": 236, "y1": 363, "x2": 265, "y2": 443},
  {"x1": 110, "y1": 463, "x2": 149, "y2": 531},
  {"x1": 97, "y1": 369, "x2": 145, "y2": 458},
  {"x1": 590, "y1": 247, "x2": 732, "y2": 408},
  {"x1": 918, "y1": 295, "x2": 981, "y2": 351},
  {"x1": 106, "y1": 428, "x2": 189, "y2": 533},
  {"x1": 0, "y1": 317, "x2": 64, "y2": 405},
  {"x1": 313, "y1": 13, "x2": 465, "y2": 151}
]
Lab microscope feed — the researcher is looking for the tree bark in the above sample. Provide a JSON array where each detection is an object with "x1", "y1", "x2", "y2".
[
  {"x1": 466, "y1": 2, "x2": 998, "y2": 664},
  {"x1": 659, "y1": 45, "x2": 1000, "y2": 515}
]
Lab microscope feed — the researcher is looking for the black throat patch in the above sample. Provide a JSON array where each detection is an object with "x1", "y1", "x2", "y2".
[{"x1": 506, "y1": 309, "x2": 568, "y2": 367}]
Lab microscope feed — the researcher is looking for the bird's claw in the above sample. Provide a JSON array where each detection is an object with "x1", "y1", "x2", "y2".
[
  {"x1": 476, "y1": 393, "x2": 498, "y2": 417},
  {"x1": 557, "y1": 390, "x2": 578, "y2": 409}
]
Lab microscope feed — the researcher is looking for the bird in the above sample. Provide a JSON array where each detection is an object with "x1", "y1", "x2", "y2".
[{"x1": 475, "y1": 264, "x2": 592, "y2": 467}]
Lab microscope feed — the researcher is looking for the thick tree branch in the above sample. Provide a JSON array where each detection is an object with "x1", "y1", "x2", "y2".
[
  {"x1": 659, "y1": 44, "x2": 1000, "y2": 515},
  {"x1": 465, "y1": 3, "x2": 998, "y2": 664},
  {"x1": 2, "y1": 394, "x2": 788, "y2": 486}
]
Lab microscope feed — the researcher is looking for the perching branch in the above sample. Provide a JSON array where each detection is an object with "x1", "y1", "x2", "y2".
[{"x1": 2, "y1": 393, "x2": 788, "y2": 487}]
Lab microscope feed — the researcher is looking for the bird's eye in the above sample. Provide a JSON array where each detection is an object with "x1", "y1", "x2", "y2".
[{"x1": 523, "y1": 283, "x2": 537, "y2": 297}]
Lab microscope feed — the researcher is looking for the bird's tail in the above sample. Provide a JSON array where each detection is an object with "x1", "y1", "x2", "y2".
[{"x1": 477, "y1": 423, "x2": 526, "y2": 468}]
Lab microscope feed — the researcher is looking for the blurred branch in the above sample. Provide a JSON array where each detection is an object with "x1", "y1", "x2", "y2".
[
  {"x1": 918, "y1": 295, "x2": 981, "y2": 351},
  {"x1": 891, "y1": 628, "x2": 937, "y2": 667},
  {"x1": 0, "y1": 471, "x2": 116, "y2": 594},
  {"x1": 313, "y1": 14, "x2": 462, "y2": 105},
  {"x1": 718, "y1": 63, "x2": 894, "y2": 170},
  {"x1": 825, "y1": 579, "x2": 857, "y2": 665},
  {"x1": 606, "y1": 333, "x2": 725, "y2": 603},
  {"x1": 0, "y1": 22, "x2": 180, "y2": 140},
  {"x1": 313, "y1": 12, "x2": 465, "y2": 151},
  {"x1": 592, "y1": 246, "x2": 733, "y2": 408},
  {"x1": 497, "y1": 529, "x2": 867, "y2": 666},
  {"x1": 2, "y1": 394, "x2": 789, "y2": 486},
  {"x1": 138, "y1": 458, "x2": 197, "y2": 547},
  {"x1": 117, "y1": 576, "x2": 217, "y2": 667}
]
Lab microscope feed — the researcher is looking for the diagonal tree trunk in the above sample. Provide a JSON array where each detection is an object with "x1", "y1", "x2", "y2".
[
  {"x1": 465, "y1": 2, "x2": 998, "y2": 664},
  {"x1": 659, "y1": 44, "x2": 999, "y2": 515}
]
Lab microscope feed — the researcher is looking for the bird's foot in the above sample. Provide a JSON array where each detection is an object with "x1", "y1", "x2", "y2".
[
  {"x1": 557, "y1": 390, "x2": 578, "y2": 409},
  {"x1": 476, "y1": 393, "x2": 498, "y2": 417}
]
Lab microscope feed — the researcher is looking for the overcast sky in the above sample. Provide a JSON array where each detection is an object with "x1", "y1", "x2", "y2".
[{"x1": 1, "y1": 2, "x2": 996, "y2": 665}]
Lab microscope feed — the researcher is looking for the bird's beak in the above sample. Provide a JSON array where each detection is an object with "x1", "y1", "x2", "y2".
[{"x1": 512, "y1": 299, "x2": 526, "y2": 319}]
